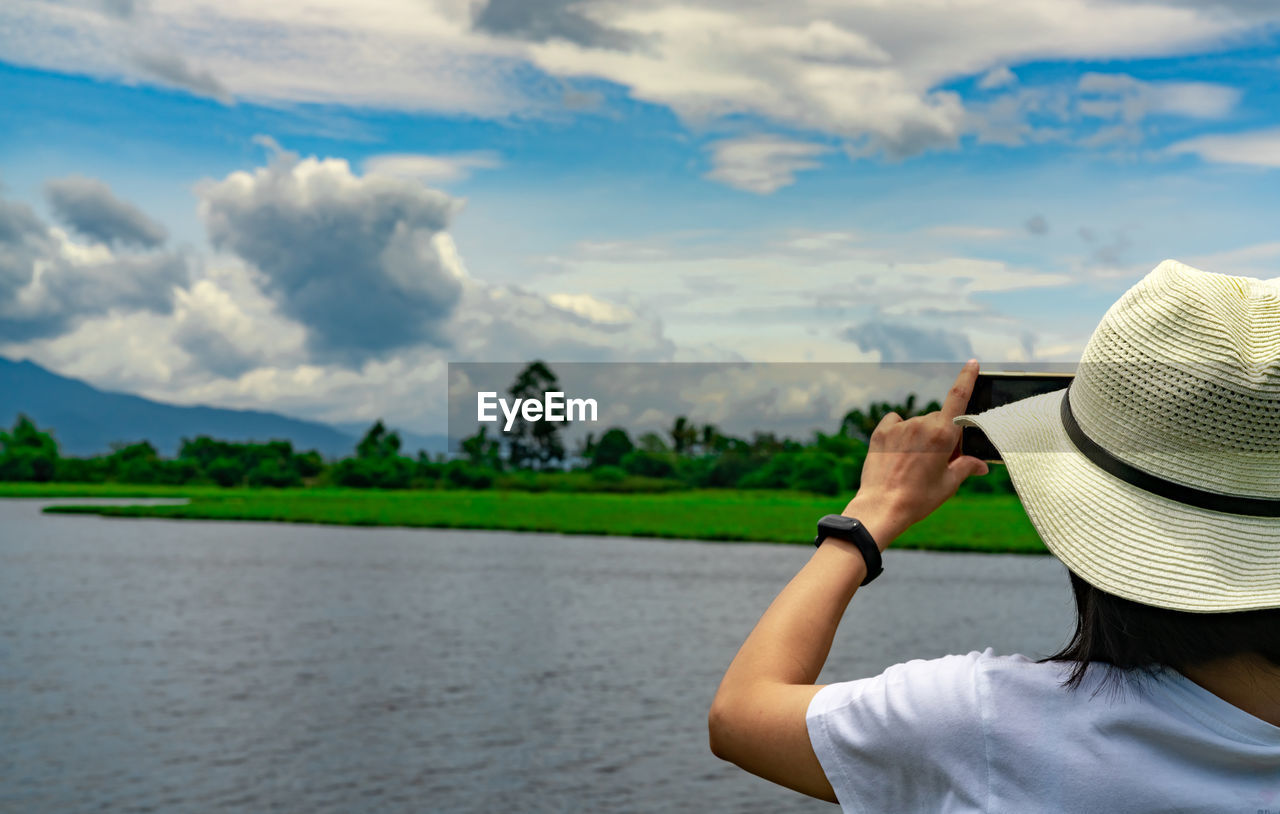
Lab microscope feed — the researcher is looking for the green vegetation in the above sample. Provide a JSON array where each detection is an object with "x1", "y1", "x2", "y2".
[
  {"x1": 0, "y1": 361, "x2": 1016, "y2": 498},
  {"x1": 9, "y1": 484, "x2": 1045, "y2": 554},
  {"x1": 2, "y1": 359, "x2": 1036, "y2": 551}
]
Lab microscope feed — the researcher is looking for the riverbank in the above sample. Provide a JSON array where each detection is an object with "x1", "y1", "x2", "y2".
[{"x1": 2, "y1": 483, "x2": 1047, "y2": 553}]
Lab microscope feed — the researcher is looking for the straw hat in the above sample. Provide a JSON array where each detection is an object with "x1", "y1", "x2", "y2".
[{"x1": 954, "y1": 259, "x2": 1280, "y2": 612}]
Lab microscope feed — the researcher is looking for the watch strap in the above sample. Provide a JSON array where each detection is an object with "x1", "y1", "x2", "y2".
[{"x1": 814, "y1": 515, "x2": 883, "y2": 585}]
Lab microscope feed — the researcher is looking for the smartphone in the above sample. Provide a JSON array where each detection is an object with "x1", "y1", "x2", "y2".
[{"x1": 961, "y1": 371, "x2": 1074, "y2": 463}]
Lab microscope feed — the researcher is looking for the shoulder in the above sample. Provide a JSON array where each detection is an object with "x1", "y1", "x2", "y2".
[
  {"x1": 809, "y1": 648, "x2": 1049, "y2": 718},
  {"x1": 807, "y1": 648, "x2": 1092, "y2": 754},
  {"x1": 805, "y1": 650, "x2": 1016, "y2": 813}
]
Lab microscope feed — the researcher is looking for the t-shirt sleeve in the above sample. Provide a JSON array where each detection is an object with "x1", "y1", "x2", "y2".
[{"x1": 806, "y1": 648, "x2": 992, "y2": 814}]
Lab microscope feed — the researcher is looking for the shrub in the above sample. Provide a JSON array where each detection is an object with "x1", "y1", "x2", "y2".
[
  {"x1": 443, "y1": 461, "x2": 495, "y2": 489},
  {"x1": 591, "y1": 465, "x2": 627, "y2": 484},
  {"x1": 207, "y1": 456, "x2": 246, "y2": 487},
  {"x1": 703, "y1": 452, "x2": 753, "y2": 488},
  {"x1": 245, "y1": 458, "x2": 302, "y2": 488},
  {"x1": 738, "y1": 452, "x2": 798, "y2": 490},
  {"x1": 837, "y1": 457, "x2": 863, "y2": 492},
  {"x1": 621, "y1": 449, "x2": 676, "y2": 479},
  {"x1": 54, "y1": 457, "x2": 108, "y2": 483},
  {"x1": 788, "y1": 452, "x2": 841, "y2": 496}
]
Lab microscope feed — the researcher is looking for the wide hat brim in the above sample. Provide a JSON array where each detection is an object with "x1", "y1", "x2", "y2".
[{"x1": 955, "y1": 388, "x2": 1280, "y2": 613}]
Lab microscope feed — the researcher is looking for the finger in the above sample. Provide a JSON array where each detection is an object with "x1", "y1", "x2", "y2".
[
  {"x1": 869, "y1": 412, "x2": 903, "y2": 448},
  {"x1": 946, "y1": 454, "x2": 989, "y2": 490},
  {"x1": 874, "y1": 411, "x2": 904, "y2": 430},
  {"x1": 941, "y1": 359, "x2": 980, "y2": 421}
]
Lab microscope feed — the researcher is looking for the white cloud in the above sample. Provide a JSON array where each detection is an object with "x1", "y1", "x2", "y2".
[
  {"x1": 197, "y1": 148, "x2": 467, "y2": 363},
  {"x1": 1185, "y1": 242, "x2": 1280, "y2": 277},
  {"x1": 4, "y1": 152, "x2": 683, "y2": 430},
  {"x1": 978, "y1": 66, "x2": 1017, "y2": 90},
  {"x1": 363, "y1": 152, "x2": 502, "y2": 184},
  {"x1": 527, "y1": 1, "x2": 1257, "y2": 158},
  {"x1": 704, "y1": 136, "x2": 831, "y2": 194},
  {"x1": 0, "y1": 0, "x2": 532, "y2": 115},
  {"x1": 964, "y1": 71, "x2": 1239, "y2": 150},
  {"x1": 1167, "y1": 128, "x2": 1280, "y2": 168},
  {"x1": 525, "y1": 229, "x2": 1076, "y2": 363},
  {"x1": 0, "y1": 190, "x2": 188, "y2": 343},
  {"x1": 2, "y1": 0, "x2": 1268, "y2": 159},
  {"x1": 546, "y1": 292, "x2": 637, "y2": 324},
  {"x1": 1076, "y1": 72, "x2": 1240, "y2": 122},
  {"x1": 926, "y1": 225, "x2": 1012, "y2": 240}
]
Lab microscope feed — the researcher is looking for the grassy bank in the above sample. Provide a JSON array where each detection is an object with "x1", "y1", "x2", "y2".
[{"x1": 3, "y1": 483, "x2": 1048, "y2": 553}]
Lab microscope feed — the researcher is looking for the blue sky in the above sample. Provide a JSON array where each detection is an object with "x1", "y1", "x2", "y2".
[{"x1": 2, "y1": 1, "x2": 1280, "y2": 434}]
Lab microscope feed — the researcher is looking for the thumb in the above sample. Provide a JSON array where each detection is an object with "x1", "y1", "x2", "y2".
[{"x1": 947, "y1": 454, "x2": 990, "y2": 485}]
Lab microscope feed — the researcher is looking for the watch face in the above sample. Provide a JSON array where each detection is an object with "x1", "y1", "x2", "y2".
[{"x1": 820, "y1": 514, "x2": 857, "y2": 532}]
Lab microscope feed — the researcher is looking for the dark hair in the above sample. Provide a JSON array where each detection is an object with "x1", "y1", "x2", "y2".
[{"x1": 1040, "y1": 570, "x2": 1280, "y2": 692}]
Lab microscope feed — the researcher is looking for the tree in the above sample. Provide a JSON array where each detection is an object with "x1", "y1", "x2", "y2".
[
  {"x1": 620, "y1": 449, "x2": 675, "y2": 479},
  {"x1": 574, "y1": 431, "x2": 598, "y2": 465},
  {"x1": 592, "y1": 427, "x2": 634, "y2": 468},
  {"x1": 504, "y1": 361, "x2": 566, "y2": 469},
  {"x1": 105, "y1": 441, "x2": 162, "y2": 483},
  {"x1": 840, "y1": 393, "x2": 940, "y2": 441},
  {"x1": 637, "y1": 432, "x2": 668, "y2": 453},
  {"x1": 357, "y1": 420, "x2": 402, "y2": 459},
  {"x1": 0, "y1": 415, "x2": 59, "y2": 482},
  {"x1": 332, "y1": 420, "x2": 413, "y2": 488},
  {"x1": 461, "y1": 426, "x2": 501, "y2": 469},
  {"x1": 206, "y1": 456, "x2": 245, "y2": 487},
  {"x1": 669, "y1": 416, "x2": 697, "y2": 456}
]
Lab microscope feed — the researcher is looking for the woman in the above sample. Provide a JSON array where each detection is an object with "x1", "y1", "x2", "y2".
[{"x1": 708, "y1": 259, "x2": 1280, "y2": 812}]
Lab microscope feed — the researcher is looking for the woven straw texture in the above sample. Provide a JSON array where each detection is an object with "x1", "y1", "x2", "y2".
[{"x1": 955, "y1": 259, "x2": 1280, "y2": 612}]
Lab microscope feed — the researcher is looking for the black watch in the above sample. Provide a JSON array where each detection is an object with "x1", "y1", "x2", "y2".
[{"x1": 814, "y1": 514, "x2": 883, "y2": 585}]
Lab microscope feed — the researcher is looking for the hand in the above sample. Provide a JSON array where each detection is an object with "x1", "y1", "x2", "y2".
[{"x1": 843, "y1": 359, "x2": 989, "y2": 549}]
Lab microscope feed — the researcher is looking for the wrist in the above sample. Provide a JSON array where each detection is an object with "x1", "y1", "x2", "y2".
[{"x1": 842, "y1": 494, "x2": 910, "y2": 551}]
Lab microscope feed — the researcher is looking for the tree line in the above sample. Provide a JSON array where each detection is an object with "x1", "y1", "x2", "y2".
[{"x1": 0, "y1": 361, "x2": 1014, "y2": 496}]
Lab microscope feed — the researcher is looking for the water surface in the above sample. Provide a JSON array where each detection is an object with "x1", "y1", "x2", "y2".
[{"x1": 0, "y1": 498, "x2": 1074, "y2": 812}]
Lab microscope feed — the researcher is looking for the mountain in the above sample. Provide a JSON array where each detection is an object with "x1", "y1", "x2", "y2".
[{"x1": 0, "y1": 357, "x2": 357, "y2": 458}]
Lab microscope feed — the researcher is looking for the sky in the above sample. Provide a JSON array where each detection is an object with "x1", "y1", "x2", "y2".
[{"x1": 2, "y1": 0, "x2": 1280, "y2": 436}]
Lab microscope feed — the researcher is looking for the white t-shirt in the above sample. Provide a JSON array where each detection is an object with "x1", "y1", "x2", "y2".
[{"x1": 806, "y1": 648, "x2": 1280, "y2": 813}]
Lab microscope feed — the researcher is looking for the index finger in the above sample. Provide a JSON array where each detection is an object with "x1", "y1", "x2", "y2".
[{"x1": 941, "y1": 359, "x2": 980, "y2": 420}]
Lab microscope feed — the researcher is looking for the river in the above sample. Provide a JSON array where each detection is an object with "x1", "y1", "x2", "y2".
[{"x1": 0, "y1": 498, "x2": 1074, "y2": 812}]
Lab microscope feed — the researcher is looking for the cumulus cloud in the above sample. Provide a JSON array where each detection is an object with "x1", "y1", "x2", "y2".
[
  {"x1": 197, "y1": 148, "x2": 467, "y2": 365},
  {"x1": 705, "y1": 136, "x2": 831, "y2": 194},
  {"x1": 0, "y1": 192, "x2": 187, "y2": 342},
  {"x1": 44, "y1": 175, "x2": 169, "y2": 248},
  {"x1": 841, "y1": 320, "x2": 975, "y2": 363},
  {"x1": 169, "y1": 275, "x2": 295, "y2": 378}
]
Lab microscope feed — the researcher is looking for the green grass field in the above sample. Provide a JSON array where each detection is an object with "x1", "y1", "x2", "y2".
[{"x1": 2, "y1": 483, "x2": 1049, "y2": 553}]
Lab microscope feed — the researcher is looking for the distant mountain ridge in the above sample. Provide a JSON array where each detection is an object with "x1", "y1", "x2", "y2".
[{"x1": 0, "y1": 357, "x2": 442, "y2": 458}]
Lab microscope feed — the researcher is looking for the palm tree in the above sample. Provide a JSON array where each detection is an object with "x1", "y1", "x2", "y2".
[
  {"x1": 840, "y1": 394, "x2": 940, "y2": 441},
  {"x1": 669, "y1": 416, "x2": 697, "y2": 456}
]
